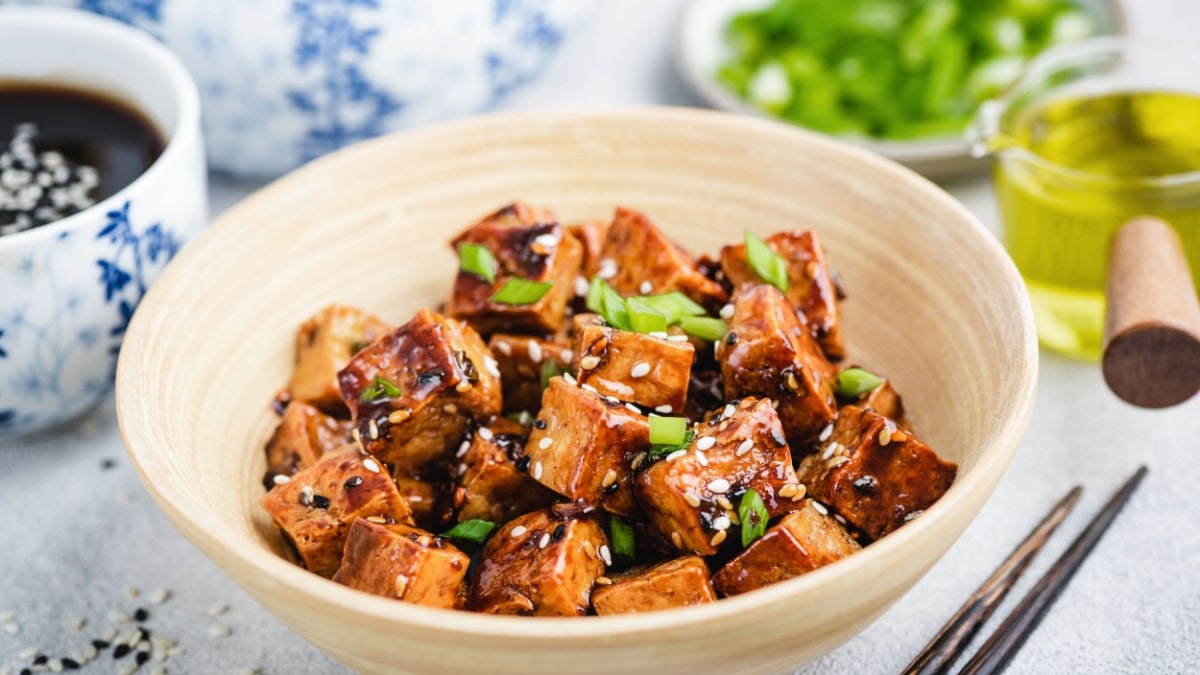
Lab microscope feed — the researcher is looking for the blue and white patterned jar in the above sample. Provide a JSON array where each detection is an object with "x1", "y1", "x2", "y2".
[
  {"x1": 0, "y1": 8, "x2": 207, "y2": 436},
  {"x1": 44, "y1": 0, "x2": 593, "y2": 177}
]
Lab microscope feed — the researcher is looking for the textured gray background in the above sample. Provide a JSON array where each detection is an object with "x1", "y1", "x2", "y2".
[{"x1": 3, "y1": 1, "x2": 1199, "y2": 673}]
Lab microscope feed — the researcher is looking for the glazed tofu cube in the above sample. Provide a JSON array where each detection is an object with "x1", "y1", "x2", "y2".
[
  {"x1": 446, "y1": 202, "x2": 584, "y2": 336},
  {"x1": 488, "y1": 333, "x2": 573, "y2": 414},
  {"x1": 470, "y1": 504, "x2": 608, "y2": 616},
  {"x1": 711, "y1": 500, "x2": 861, "y2": 597},
  {"x1": 599, "y1": 207, "x2": 727, "y2": 310},
  {"x1": 526, "y1": 377, "x2": 651, "y2": 517},
  {"x1": 591, "y1": 556, "x2": 717, "y2": 615},
  {"x1": 797, "y1": 405, "x2": 956, "y2": 540},
  {"x1": 260, "y1": 446, "x2": 413, "y2": 578},
  {"x1": 392, "y1": 470, "x2": 451, "y2": 533},
  {"x1": 843, "y1": 374, "x2": 908, "y2": 430},
  {"x1": 455, "y1": 418, "x2": 557, "y2": 524},
  {"x1": 289, "y1": 304, "x2": 390, "y2": 415},
  {"x1": 338, "y1": 308, "x2": 502, "y2": 476},
  {"x1": 262, "y1": 401, "x2": 351, "y2": 489},
  {"x1": 716, "y1": 285, "x2": 837, "y2": 446},
  {"x1": 567, "y1": 219, "x2": 608, "y2": 278},
  {"x1": 634, "y1": 398, "x2": 802, "y2": 556},
  {"x1": 572, "y1": 314, "x2": 694, "y2": 414},
  {"x1": 721, "y1": 229, "x2": 845, "y2": 359},
  {"x1": 332, "y1": 519, "x2": 469, "y2": 609}
]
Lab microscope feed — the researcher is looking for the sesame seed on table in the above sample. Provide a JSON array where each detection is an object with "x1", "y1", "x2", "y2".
[{"x1": 2, "y1": 2, "x2": 1199, "y2": 674}]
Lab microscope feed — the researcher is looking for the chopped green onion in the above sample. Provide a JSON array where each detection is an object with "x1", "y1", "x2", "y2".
[
  {"x1": 836, "y1": 367, "x2": 884, "y2": 398},
  {"x1": 506, "y1": 410, "x2": 533, "y2": 426},
  {"x1": 539, "y1": 359, "x2": 563, "y2": 390},
  {"x1": 585, "y1": 275, "x2": 605, "y2": 314},
  {"x1": 649, "y1": 430, "x2": 696, "y2": 458},
  {"x1": 631, "y1": 292, "x2": 706, "y2": 324},
  {"x1": 359, "y1": 374, "x2": 401, "y2": 403},
  {"x1": 738, "y1": 488, "x2": 769, "y2": 547},
  {"x1": 678, "y1": 316, "x2": 728, "y2": 342},
  {"x1": 610, "y1": 517, "x2": 636, "y2": 562},
  {"x1": 745, "y1": 230, "x2": 789, "y2": 292},
  {"x1": 457, "y1": 242, "x2": 497, "y2": 284},
  {"x1": 626, "y1": 297, "x2": 669, "y2": 334},
  {"x1": 443, "y1": 519, "x2": 498, "y2": 543},
  {"x1": 489, "y1": 279, "x2": 554, "y2": 305},
  {"x1": 598, "y1": 280, "x2": 633, "y2": 331},
  {"x1": 649, "y1": 414, "x2": 688, "y2": 446}
]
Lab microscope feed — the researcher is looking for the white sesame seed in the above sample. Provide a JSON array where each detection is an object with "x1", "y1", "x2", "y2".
[
  {"x1": 630, "y1": 452, "x2": 647, "y2": 470},
  {"x1": 671, "y1": 531, "x2": 683, "y2": 548},
  {"x1": 534, "y1": 233, "x2": 558, "y2": 248},
  {"x1": 695, "y1": 451, "x2": 709, "y2": 467},
  {"x1": 819, "y1": 423, "x2": 834, "y2": 442},
  {"x1": 0, "y1": 612, "x2": 13, "y2": 622},
  {"x1": 109, "y1": 609, "x2": 130, "y2": 623},
  {"x1": 639, "y1": 280, "x2": 652, "y2": 295},
  {"x1": 602, "y1": 469, "x2": 618, "y2": 487},
  {"x1": 597, "y1": 258, "x2": 617, "y2": 279},
  {"x1": 457, "y1": 463, "x2": 468, "y2": 476},
  {"x1": 207, "y1": 602, "x2": 229, "y2": 617},
  {"x1": 527, "y1": 341, "x2": 543, "y2": 364},
  {"x1": 598, "y1": 545, "x2": 613, "y2": 566},
  {"x1": 363, "y1": 458, "x2": 380, "y2": 473},
  {"x1": 63, "y1": 616, "x2": 85, "y2": 631},
  {"x1": 716, "y1": 496, "x2": 734, "y2": 511},
  {"x1": 710, "y1": 530, "x2": 728, "y2": 546},
  {"x1": 533, "y1": 462, "x2": 544, "y2": 479},
  {"x1": 538, "y1": 436, "x2": 553, "y2": 450},
  {"x1": 713, "y1": 515, "x2": 732, "y2": 531},
  {"x1": 811, "y1": 501, "x2": 829, "y2": 516},
  {"x1": 630, "y1": 362, "x2": 650, "y2": 378},
  {"x1": 655, "y1": 404, "x2": 673, "y2": 413},
  {"x1": 648, "y1": 331, "x2": 669, "y2": 339},
  {"x1": 484, "y1": 356, "x2": 500, "y2": 378},
  {"x1": 48, "y1": 658, "x2": 63, "y2": 672},
  {"x1": 667, "y1": 334, "x2": 690, "y2": 343},
  {"x1": 625, "y1": 403, "x2": 641, "y2": 414},
  {"x1": 18, "y1": 647, "x2": 38, "y2": 659},
  {"x1": 563, "y1": 372, "x2": 578, "y2": 385},
  {"x1": 822, "y1": 443, "x2": 837, "y2": 460},
  {"x1": 538, "y1": 533, "x2": 551, "y2": 549},
  {"x1": 779, "y1": 483, "x2": 798, "y2": 498},
  {"x1": 562, "y1": 350, "x2": 573, "y2": 364},
  {"x1": 272, "y1": 474, "x2": 290, "y2": 486},
  {"x1": 684, "y1": 492, "x2": 701, "y2": 507},
  {"x1": 574, "y1": 276, "x2": 590, "y2": 297},
  {"x1": 834, "y1": 513, "x2": 847, "y2": 525},
  {"x1": 511, "y1": 525, "x2": 528, "y2": 537},
  {"x1": 167, "y1": 646, "x2": 186, "y2": 657},
  {"x1": 719, "y1": 303, "x2": 735, "y2": 319},
  {"x1": 666, "y1": 449, "x2": 687, "y2": 462},
  {"x1": 580, "y1": 355, "x2": 601, "y2": 370},
  {"x1": 457, "y1": 440, "x2": 471, "y2": 458},
  {"x1": 722, "y1": 403, "x2": 736, "y2": 419},
  {"x1": 828, "y1": 456, "x2": 850, "y2": 468},
  {"x1": 736, "y1": 439, "x2": 754, "y2": 456},
  {"x1": 695, "y1": 436, "x2": 716, "y2": 451},
  {"x1": 494, "y1": 341, "x2": 512, "y2": 358},
  {"x1": 596, "y1": 576, "x2": 614, "y2": 586},
  {"x1": 477, "y1": 426, "x2": 494, "y2": 441},
  {"x1": 368, "y1": 418, "x2": 379, "y2": 440},
  {"x1": 879, "y1": 427, "x2": 893, "y2": 446},
  {"x1": 581, "y1": 383, "x2": 599, "y2": 394},
  {"x1": 707, "y1": 478, "x2": 731, "y2": 494},
  {"x1": 209, "y1": 624, "x2": 231, "y2": 638},
  {"x1": 118, "y1": 663, "x2": 137, "y2": 675},
  {"x1": 152, "y1": 667, "x2": 167, "y2": 675},
  {"x1": 604, "y1": 396, "x2": 619, "y2": 405}
]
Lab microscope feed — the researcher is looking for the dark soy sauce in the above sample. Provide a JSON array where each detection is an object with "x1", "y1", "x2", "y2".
[{"x1": 0, "y1": 83, "x2": 165, "y2": 236}]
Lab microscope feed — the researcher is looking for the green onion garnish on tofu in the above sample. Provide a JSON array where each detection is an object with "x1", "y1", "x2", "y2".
[
  {"x1": 627, "y1": 297, "x2": 669, "y2": 334},
  {"x1": 489, "y1": 279, "x2": 553, "y2": 305},
  {"x1": 610, "y1": 517, "x2": 636, "y2": 561},
  {"x1": 444, "y1": 519, "x2": 498, "y2": 543},
  {"x1": 539, "y1": 359, "x2": 563, "y2": 390},
  {"x1": 648, "y1": 415, "x2": 695, "y2": 456},
  {"x1": 631, "y1": 291, "x2": 706, "y2": 324},
  {"x1": 678, "y1": 316, "x2": 728, "y2": 342},
  {"x1": 836, "y1": 367, "x2": 884, "y2": 398},
  {"x1": 359, "y1": 374, "x2": 401, "y2": 402},
  {"x1": 457, "y1": 242, "x2": 497, "y2": 284},
  {"x1": 739, "y1": 488, "x2": 769, "y2": 546},
  {"x1": 745, "y1": 230, "x2": 789, "y2": 292}
]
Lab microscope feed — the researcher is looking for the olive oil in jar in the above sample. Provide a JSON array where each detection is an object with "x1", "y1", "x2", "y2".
[{"x1": 993, "y1": 90, "x2": 1200, "y2": 360}]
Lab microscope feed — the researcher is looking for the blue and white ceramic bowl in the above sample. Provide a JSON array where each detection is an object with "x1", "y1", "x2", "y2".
[
  {"x1": 0, "y1": 8, "x2": 206, "y2": 436},
  {"x1": 37, "y1": 0, "x2": 592, "y2": 177}
]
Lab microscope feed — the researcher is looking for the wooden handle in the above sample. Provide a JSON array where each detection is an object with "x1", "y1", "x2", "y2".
[{"x1": 1102, "y1": 217, "x2": 1200, "y2": 408}]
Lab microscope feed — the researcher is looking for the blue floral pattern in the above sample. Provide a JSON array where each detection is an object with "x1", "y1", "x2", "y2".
[
  {"x1": 78, "y1": 0, "x2": 163, "y2": 27},
  {"x1": 485, "y1": 0, "x2": 566, "y2": 104},
  {"x1": 286, "y1": 0, "x2": 404, "y2": 163}
]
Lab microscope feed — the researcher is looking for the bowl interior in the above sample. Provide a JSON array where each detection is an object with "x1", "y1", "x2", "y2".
[{"x1": 117, "y1": 108, "x2": 1036, "y2": 674}]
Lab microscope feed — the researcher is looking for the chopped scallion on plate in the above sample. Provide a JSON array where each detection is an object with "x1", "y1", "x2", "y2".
[{"x1": 490, "y1": 279, "x2": 553, "y2": 305}]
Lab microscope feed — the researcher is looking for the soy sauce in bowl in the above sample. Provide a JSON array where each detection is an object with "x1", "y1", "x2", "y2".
[{"x1": 0, "y1": 83, "x2": 164, "y2": 237}]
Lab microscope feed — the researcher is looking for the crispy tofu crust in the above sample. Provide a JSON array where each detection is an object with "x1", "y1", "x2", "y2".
[
  {"x1": 455, "y1": 418, "x2": 557, "y2": 524},
  {"x1": 572, "y1": 314, "x2": 695, "y2": 414},
  {"x1": 262, "y1": 401, "x2": 351, "y2": 488},
  {"x1": 591, "y1": 556, "x2": 717, "y2": 615},
  {"x1": 600, "y1": 207, "x2": 727, "y2": 310},
  {"x1": 488, "y1": 333, "x2": 573, "y2": 414},
  {"x1": 332, "y1": 519, "x2": 469, "y2": 609},
  {"x1": 289, "y1": 304, "x2": 390, "y2": 416}
]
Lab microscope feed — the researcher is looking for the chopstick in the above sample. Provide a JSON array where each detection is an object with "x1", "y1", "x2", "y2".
[
  {"x1": 958, "y1": 465, "x2": 1148, "y2": 675},
  {"x1": 901, "y1": 485, "x2": 1083, "y2": 675}
]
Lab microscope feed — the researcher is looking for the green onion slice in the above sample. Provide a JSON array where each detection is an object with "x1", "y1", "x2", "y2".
[
  {"x1": 678, "y1": 316, "x2": 728, "y2": 342},
  {"x1": 359, "y1": 374, "x2": 401, "y2": 403},
  {"x1": 610, "y1": 517, "x2": 636, "y2": 562},
  {"x1": 648, "y1": 414, "x2": 688, "y2": 446},
  {"x1": 649, "y1": 430, "x2": 696, "y2": 458},
  {"x1": 631, "y1": 292, "x2": 706, "y2": 324},
  {"x1": 836, "y1": 367, "x2": 884, "y2": 398},
  {"x1": 444, "y1": 519, "x2": 498, "y2": 543},
  {"x1": 586, "y1": 275, "x2": 606, "y2": 314},
  {"x1": 457, "y1": 242, "x2": 497, "y2": 284},
  {"x1": 739, "y1": 488, "x2": 769, "y2": 547},
  {"x1": 745, "y1": 230, "x2": 789, "y2": 292},
  {"x1": 626, "y1": 297, "x2": 669, "y2": 334},
  {"x1": 597, "y1": 280, "x2": 633, "y2": 331},
  {"x1": 539, "y1": 359, "x2": 563, "y2": 390},
  {"x1": 489, "y1": 279, "x2": 554, "y2": 305}
]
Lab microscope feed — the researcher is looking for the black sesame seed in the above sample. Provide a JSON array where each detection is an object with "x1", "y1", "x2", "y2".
[
  {"x1": 699, "y1": 511, "x2": 714, "y2": 531},
  {"x1": 136, "y1": 627, "x2": 150, "y2": 642},
  {"x1": 33, "y1": 656, "x2": 48, "y2": 665},
  {"x1": 343, "y1": 475, "x2": 364, "y2": 490},
  {"x1": 551, "y1": 524, "x2": 566, "y2": 541},
  {"x1": 853, "y1": 476, "x2": 879, "y2": 494},
  {"x1": 726, "y1": 332, "x2": 738, "y2": 346},
  {"x1": 113, "y1": 644, "x2": 131, "y2": 659},
  {"x1": 415, "y1": 369, "x2": 444, "y2": 385},
  {"x1": 770, "y1": 428, "x2": 787, "y2": 447},
  {"x1": 312, "y1": 494, "x2": 331, "y2": 509},
  {"x1": 21, "y1": 669, "x2": 32, "y2": 675},
  {"x1": 135, "y1": 651, "x2": 150, "y2": 666},
  {"x1": 532, "y1": 419, "x2": 547, "y2": 430},
  {"x1": 92, "y1": 639, "x2": 110, "y2": 650},
  {"x1": 134, "y1": 607, "x2": 149, "y2": 622},
  {"x1": 603, "y1": 482, "x2": 619, "y2": 494},
  {"x1": 62, "y1": 658, "x2": 80, "y2": 670},
  {"x1": 515, "y1": 455, "x2": 531, "y2": 472},
  {"x1": 101, "y1": 458, "x2": 117, "y2": 470}
]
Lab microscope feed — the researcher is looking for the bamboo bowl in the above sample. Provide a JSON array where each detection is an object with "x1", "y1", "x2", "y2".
[{"x1": 116, "y1": 108, "x2": 1037, "y2": 674}]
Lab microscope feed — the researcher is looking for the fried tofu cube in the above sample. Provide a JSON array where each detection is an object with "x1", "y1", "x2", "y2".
[
  {"x1": 599, "y1": 207, "x2": 727, "y2": 309},
  {"x1": 797, "y1": 405, "x2": 956, "y2": 540},
  {"x1": 716, "y1": 285, "x2": 837, "y2": 446},
  {"x1": 332, "y1": 519, "x2": 469, "y2": 609},
  {"x1": 572, "y1": 314, "x2": 695, "y2": 414},
  {"x1": 260, "y1": 447, "x2": 413, "y2": 578},
  {"x1": 721, "y1": 230, "x2": 845, "y2": 359},
  {"x1": 262, "y1": 401, "x2": 351, "y2": 489},
  {"x1": 446, "y1": 202, "x2": 584, "y2": 336},
  {"x1": 455, "y1": 418, "x2": 557, "y2": 524},
  {"x1": 392, "y1": 470, "x2": 451, "y2": 532},
  {"x1": 526, "y1": 377, "x2": 651, "y2": 517},
  {"x1": 712, "y1": 500, "x2": 861, "y2": 597},
  {"x1": 488, "y1": 333, "x2": 573, "y2": 414},
  {"x1": 289, "y1": 304, "x2": 390, "y2": 415},
  {"x1": 634, "y1": 398, "x2": 802, "y2": 556},
  {"x1": 338, "y1": 308, "x2": 502, "y2": 476},
  {"x1": 470, "y1": 504, "x2": 608, "y2": 616},
  {"x1": 591, "y1": 556, "x2": 717, "y2": 615},
  {"x1": 567, "y1": 219, "x2": 608, "y2": 278}
]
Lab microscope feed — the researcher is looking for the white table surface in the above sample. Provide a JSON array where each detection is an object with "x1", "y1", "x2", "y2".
[{"x1": 4, "y1": 1, "x2": 1199, "y2": 673}]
